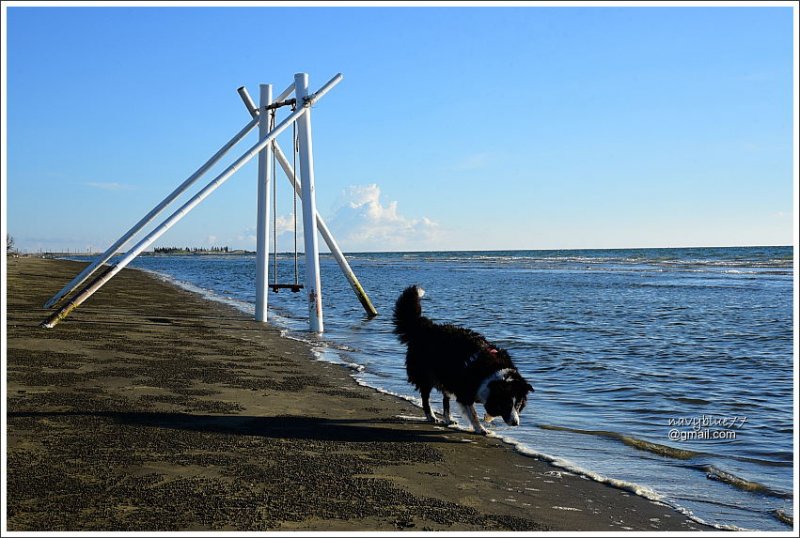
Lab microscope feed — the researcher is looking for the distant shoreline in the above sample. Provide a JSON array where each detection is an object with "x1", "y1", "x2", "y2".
[{"x1": 23, "y1": 243, "x2": 794, "y2": 259}]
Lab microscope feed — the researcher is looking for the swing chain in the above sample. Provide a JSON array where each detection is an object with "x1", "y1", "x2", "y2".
[
  {"x1": 271, "y1": 109, "x2": 278, "y2": 287},
  {"x1": 292, "y1": 104, "x2": 299, "y2": 287},
  {"x1": 269, "y1": 103, "x2": 303, "y2": 294}
]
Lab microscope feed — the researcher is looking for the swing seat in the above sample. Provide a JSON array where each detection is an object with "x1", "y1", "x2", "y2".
[{"x1": 270, "y1": 283, "x2": 304, "y2": 293}]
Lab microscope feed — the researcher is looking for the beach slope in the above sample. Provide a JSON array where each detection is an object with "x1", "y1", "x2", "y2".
[{"x1": 5, "y1": 257, "x2": 705, "y2": 531}]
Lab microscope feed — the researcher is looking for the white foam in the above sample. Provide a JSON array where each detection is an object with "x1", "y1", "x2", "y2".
[
  {"x1": 395, "y1": 414, "x2": 428, "y2": 422},
  {"x1": 501, "y1": 436, "x2": 664, "y2": 500},
  {"x1": 140, "y1": 268, "x2": 255, "y2": 315},
  {"x1": 490, "y1": 431, "x2": 744, "y2": 531}
]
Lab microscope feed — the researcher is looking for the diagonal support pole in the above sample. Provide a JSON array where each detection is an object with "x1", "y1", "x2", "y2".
[{"x1": 43, "y1": 116, "x2": 260, "y2": 309}]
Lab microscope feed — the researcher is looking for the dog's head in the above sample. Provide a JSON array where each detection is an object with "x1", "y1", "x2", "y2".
[{"x1": 482, "y1": 369, "x2": 534, "y2": 427}]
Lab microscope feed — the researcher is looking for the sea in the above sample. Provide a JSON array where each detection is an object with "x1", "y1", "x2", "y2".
[{"x1": 72, "y1": 246, "x2": 795, "y2": 530}]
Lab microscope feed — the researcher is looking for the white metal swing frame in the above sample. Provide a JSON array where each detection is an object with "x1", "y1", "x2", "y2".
[{"x1": 41, "y1": 73, "x2": 377, "y2": 332}]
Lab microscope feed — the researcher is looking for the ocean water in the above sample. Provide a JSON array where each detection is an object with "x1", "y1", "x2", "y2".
[{"x1": 77, "y1": 246, "x2": 793, "y2": 530}]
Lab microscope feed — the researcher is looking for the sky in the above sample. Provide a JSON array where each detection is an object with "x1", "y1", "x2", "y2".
[{"x1": 3, "y1": 2, "x2": 797, "y2": 253}]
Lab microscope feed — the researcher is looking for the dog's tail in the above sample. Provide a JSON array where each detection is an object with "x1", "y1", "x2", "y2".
[{"x1": 393, "y1": 285, "x2": 426, "y2": 343}]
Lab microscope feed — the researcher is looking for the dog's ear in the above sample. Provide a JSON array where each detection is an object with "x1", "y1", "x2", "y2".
[{"x1": 526, "y1": 383, "x2": 534, "y2": 393}]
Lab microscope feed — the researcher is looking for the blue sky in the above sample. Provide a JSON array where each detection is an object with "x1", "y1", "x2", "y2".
[{"x1": 4, "y1": 4, "x2": 796, "y2": 253}]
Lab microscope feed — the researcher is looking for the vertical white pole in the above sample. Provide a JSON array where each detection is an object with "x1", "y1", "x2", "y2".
[
  {"x1": 255, "y1": 84, "x2": 273, "y2": 322},
  {"x1": 294, "y1": 73, "x2": 324, "y2": 333}
]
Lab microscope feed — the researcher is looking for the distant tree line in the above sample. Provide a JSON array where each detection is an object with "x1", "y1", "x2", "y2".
[{"x1": 154, "y1": 246, "x2": 230, "y2": 254}]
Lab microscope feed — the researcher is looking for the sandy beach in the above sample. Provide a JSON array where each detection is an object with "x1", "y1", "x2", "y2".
[{"x1": 5, "y1": 257, "x2": 707, "y2": 532}]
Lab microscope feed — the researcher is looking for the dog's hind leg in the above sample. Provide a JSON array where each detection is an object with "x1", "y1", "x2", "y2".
[
  {"x1": 442, "y1": 394, "x2": 454, "y2": 425},
  {"x1": 421, "y1": 386, "x2": 443, "y2": 424}
]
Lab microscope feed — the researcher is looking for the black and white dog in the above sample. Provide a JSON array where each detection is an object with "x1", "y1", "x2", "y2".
[{"x1": 393, "y1": 285, "x2": 533, "y2": 435}]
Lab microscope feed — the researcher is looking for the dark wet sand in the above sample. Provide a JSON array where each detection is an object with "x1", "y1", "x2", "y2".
[{"x1": 6, "y1": 257, "x2": 706, "y2": 532}]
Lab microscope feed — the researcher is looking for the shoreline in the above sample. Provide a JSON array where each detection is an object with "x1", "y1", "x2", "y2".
[
  {"x1": 143, "y1": 262, "x2": 754, "y2": 531},
  {"x1": 6, "y1": 257, "x2": 708, "y2": 531}
]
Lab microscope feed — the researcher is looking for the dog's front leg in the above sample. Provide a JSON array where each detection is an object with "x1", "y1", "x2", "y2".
[{"x1": 459, "y1": 402, "x2": 488, "y2": 435}]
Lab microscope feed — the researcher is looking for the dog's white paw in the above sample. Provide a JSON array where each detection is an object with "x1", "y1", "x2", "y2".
[
  {"x1": 435, "y1": 416, "x2": 460, "y2": 427},
  {"x1": 474, "y1": 425, "x2": 489, "y2": 436}
]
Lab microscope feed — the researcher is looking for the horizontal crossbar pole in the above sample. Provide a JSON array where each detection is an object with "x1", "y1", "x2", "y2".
[{"x1": 264, "y1": 98, "x2": 296, "y2": 111}]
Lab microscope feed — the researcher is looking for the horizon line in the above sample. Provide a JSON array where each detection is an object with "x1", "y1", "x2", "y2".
[{"x1": 18, "y1": 244, "x2": 793, "y2": 256}]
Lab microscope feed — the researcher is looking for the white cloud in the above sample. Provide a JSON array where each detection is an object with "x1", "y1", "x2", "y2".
[
  {"x1": 84, "y1": 181, "x2": 135, "y2": 191},
  {"x1": 275, "y1": 214, "x2": 301, "y2": 236},
  {"x1": 326, "y1": 184, "x2": 442, "y2": 251},
  {"x1": 229, "y1": 185, "x2": 442, "y2": 252}
]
